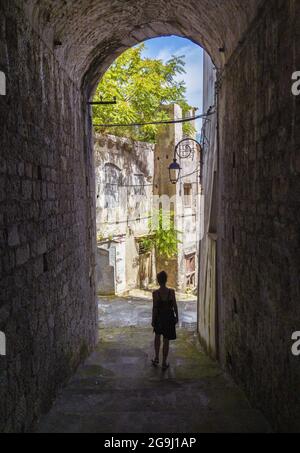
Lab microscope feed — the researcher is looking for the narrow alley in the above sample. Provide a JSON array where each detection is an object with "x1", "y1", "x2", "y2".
[
  {"x1": 36, "y1": 294, "x2": 270, "y2": 433},
  {"x1": 1, "y1": 0, "x2": 299, "y2": 434}
]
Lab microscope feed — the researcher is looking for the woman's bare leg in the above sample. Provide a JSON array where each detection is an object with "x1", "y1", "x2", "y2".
[
  {"x1": 154, "y1": 335, "x2": 161, "y2": 361},
  {"x1": 162, "y1": 338, "x2": 169, "y2": 366}
]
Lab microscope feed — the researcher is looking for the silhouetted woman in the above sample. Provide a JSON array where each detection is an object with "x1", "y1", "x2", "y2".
[{"x1": 151, "y1": 271, "x2": 179, "y2": 370}]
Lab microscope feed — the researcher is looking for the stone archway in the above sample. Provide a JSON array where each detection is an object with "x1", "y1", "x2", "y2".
[
  {"x1": 0, "y1": 0, "x2": 299, "y2": 432},
  {"x1": 22, "y1": 0, "x2": 262, "y2": 90}
]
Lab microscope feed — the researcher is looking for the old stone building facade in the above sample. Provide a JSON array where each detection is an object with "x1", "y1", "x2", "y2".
[
  {"x1": 154, "y1": 105, "x2": 201, "y2": 291},
  {"x1": 0, "y1": 0, "x2": 299, "y2": 433},
  {"x1": 94, "y1": 134, "x2": 155, "y2": 294}
]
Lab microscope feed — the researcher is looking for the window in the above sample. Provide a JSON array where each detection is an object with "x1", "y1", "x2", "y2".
[
  {"x1": 184, "y1": 184, "x2": 193, "y2": 207},
  {"x1": 185, "y1": 253, "x2": 196, "y2": 288},
  {"x1": 138, "y1": 241, "x2": 151, "y2": 256},
  {"x1": 104, "y1": 164, "x2": 121, "y2": 208}
]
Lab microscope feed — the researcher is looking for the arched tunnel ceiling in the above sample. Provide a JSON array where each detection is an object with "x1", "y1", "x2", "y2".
[{"x1": 22, "y1": 0, "x2": 263, "y2": 91}]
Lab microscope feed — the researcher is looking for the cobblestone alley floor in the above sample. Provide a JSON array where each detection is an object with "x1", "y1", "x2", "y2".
[{"x1": 35, "y1": 294, "x2": 271, "y2": 433}]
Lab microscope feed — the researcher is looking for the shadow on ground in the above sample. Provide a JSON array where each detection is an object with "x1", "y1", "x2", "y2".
[{"x1": 36, "y1": 296, "x2": 271, "y2": 433}]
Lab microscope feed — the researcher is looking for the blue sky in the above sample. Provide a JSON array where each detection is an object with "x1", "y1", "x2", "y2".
[{"x1": 141, "y1": 36, "x2": 204, "y2": 131}]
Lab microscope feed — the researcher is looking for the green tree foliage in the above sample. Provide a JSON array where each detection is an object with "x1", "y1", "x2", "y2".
[
  {"x1": 93, "y1": 44, "x2": 195, "y2": 143},
  {"x1": 141, "y1": 209, "x2": 182, "y2": 259}
]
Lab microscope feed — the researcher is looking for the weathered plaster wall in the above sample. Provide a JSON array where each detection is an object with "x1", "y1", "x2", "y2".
[
  {"x1": 94, "y1": 134, "x2": 154, "y2": 239},
  {"x1": 217, "y1": 0, "x2": 300, "y2": 431},
  {"x1": 198, "y1": 52, "x2": 218, "y2": 358},
  {"x1": 95, "y1": 248, "x2": 115, "y2": 295},
  {"x1": 94, "y1": 134, "x2": 155, "y2": 293},
  {"x1": 0, "y1": 2, "x2": 97, "y2": 432}
]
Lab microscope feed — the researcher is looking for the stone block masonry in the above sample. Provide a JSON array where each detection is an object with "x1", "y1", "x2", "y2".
[
  {"x1": 0, "y1": 2, "x2": 97, "y2": 432},
  {"x1": 218, "y1": 0, "x2": 300, "y2": 432}
]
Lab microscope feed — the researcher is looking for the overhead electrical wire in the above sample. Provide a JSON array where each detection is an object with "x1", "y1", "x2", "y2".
[
  {"x1": 93, "y1": 109, "x2": 215, "y2": 128},
  {"x1": 98, "y1": 212, "x2": 197, "y2": 227}
]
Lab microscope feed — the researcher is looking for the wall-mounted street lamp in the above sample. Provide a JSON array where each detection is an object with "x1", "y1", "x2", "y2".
[
  {"x1": 168, "y1": 138, "x2": 203, "y2": 185},
  {"x1": 169, "y1": 159, "x2": 181, "y2": 184}
]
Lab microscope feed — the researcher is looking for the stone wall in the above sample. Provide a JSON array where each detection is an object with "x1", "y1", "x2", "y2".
[
  {"x1": 0, "y1": 2, "x2": 97, "y2": 432},
  {"x1": 218, "y1": 0, "x2": 300, "y2": 431},
  {"x1": 94, "y1": 134, "x2": 154, "y2": 241},
  {"x1": 94, "y1": 134, "x2": 155, "y2": 293},
  {"x1": 198, "y1": 52, "x2": 218, "y2": 359}
]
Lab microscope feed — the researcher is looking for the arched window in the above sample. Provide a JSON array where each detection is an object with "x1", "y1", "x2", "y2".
[{"x1": 104, "y1": 164, "x2": 121, "y2": 208}]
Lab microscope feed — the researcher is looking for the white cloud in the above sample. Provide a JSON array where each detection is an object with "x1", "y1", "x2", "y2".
[{"x1": 156, "y1": 48, "x2": 173, "y2": 62}]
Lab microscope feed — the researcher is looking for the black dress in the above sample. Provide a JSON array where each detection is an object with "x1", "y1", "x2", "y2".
[{"x1": 153, "y1": 289, "x2": 177, "y2": 340}]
